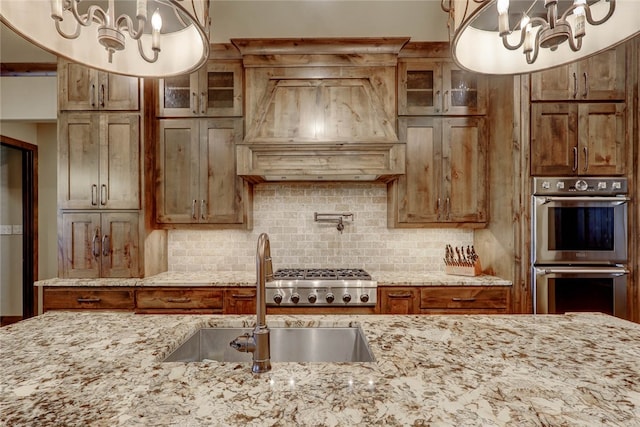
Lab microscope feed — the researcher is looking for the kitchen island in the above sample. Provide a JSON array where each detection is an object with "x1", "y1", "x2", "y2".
[{"x1": 1, "y1": 312, "x2": 639, "y2": 426}]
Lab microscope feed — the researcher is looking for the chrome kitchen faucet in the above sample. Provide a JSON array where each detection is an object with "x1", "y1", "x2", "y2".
[{"x1": 229, "y1": 233, "x2": 272, "y2": 373}]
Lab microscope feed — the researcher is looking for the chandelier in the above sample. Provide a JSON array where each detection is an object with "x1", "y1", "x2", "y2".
[
  {"x1": 0, "y1": 0, "x2": 211, "y2": 77},
  {"x1": 441, "y1": 0, "x2": 640, "y2": 74}
]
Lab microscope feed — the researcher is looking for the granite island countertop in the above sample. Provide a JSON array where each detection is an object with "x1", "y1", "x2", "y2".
[
  {"x1": 2, "y1": 312, "x2": 639, "y2": 426},
  {"x1": 35, "y1": 270, "x2": 512, "y2": 287}
]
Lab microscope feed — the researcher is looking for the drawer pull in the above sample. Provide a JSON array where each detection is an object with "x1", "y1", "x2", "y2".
[
  {"x1": 451, "y1": 297, "x2": 476, "y2": 302},
  {"x1": 77, "y1": 297, "x2": 101, "y2": 303},
  {"x1": 165, "y1": 297, "x2": 192, "y2": 303},
  {"x1": 231, "y1": 293, "x2": 256, "y2": 299},
  {"x1": 388, "y1": 293, "x2": 412, "y2": 298}
]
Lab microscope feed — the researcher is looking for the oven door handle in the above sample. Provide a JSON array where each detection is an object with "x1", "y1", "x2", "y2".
[
  {"x1": 539, "y1": 196, "x2": 630, "y2": 205},
  {"x1": 538, "y1": 267, "x2": 629, "y2": 276}
]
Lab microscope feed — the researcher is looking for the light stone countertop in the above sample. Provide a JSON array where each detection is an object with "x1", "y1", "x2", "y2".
[
  {"x1": 34, "y1": 271, "x2": 511, "y2": 287},
  {"x1": 1, "y1": 312, "x2": 639, "y2": 426}
]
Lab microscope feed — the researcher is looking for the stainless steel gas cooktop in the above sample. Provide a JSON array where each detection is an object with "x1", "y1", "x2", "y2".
[{"x1": 266, "y1": 268, "x2": 377, "y2": 306}]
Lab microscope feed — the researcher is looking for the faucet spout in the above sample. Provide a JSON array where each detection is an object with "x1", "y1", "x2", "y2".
[{"x1": 230, "y1": 233, "x2": 272, "y2": 373}]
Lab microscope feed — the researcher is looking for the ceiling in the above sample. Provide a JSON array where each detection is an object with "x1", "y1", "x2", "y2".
[{"x1": 0, "y1": 1, "x2": 450, "y2": 63}]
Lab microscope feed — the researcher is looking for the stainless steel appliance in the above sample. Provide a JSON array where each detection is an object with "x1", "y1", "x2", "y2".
[
  {"x1": 532, "y1": 177, "x2": 629, "y2": 318},
  {"x1": 533, "y1": 266, "x2": 628, "y2": 318},
  {"x1": 532, "y1": 177, "x2": 629, "y2": 265},
  {"x1": 266, "y1": 268, "x2": 377, "y2": 307}
]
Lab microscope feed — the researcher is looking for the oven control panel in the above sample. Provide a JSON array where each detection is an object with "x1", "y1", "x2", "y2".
[{"x1": 533, "y1": 177, "x2": 628, "y2": 196}]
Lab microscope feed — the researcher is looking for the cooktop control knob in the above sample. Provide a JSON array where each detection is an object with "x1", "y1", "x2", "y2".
[
  {"x1": 291, "y1": 293, "x2": 300, "y2": 304},
  {"x1": 273, "y1": 294, "x2": 283, "y2": 305},
  {"x1": 326, "y1": 292, "x2": 335, "y2": 303},
  {"x1": 308, "y1": 293, "x2": 317, "y2": 303},
  {"x1": 342, "y1": 293, "x2": 352, "y2": 303},
  {"x1": 360, "y1": 293, "x2": 370, "y2": 303}
]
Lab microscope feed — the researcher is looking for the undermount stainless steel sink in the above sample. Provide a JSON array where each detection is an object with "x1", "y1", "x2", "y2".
[{"x1": 163, "y1": 326, "x2": 375, "y2": 363}]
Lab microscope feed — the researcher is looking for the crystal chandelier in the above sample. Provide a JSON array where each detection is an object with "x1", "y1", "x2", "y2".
[
  {"x1": 441, "y1": 0, "x2": 640, "y2": 74},
  {"x1": 0, "y1": 0, "x2": 211, "y2": 77}
]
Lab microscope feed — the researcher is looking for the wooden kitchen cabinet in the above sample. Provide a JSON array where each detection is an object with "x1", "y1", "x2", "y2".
[
  {"x1": 531, "y1": 103, "x2": 626, "y2": 176},
  {"x1": 135, "y1": 288, "x2": 224, "y2": 313},
  {"x1": 43, "y1": 287, "x2": 135, "y2": 312},
  {"x1": 58, "y1": 113, "x2": 140, "y2": 210},
  {"x1": 420, "y1": 287, "x2": 511, "y2": 314},
  {"x1": 224, "y1": 288, "x2": 257, "y2": 314},
  {"x1": 379, "y1": 287, "x2": 420, "y2": 314},
  {"x1": 158, "y1": 60, "x2": 243, "y2": 117},
  {"x1": 58, "y1": 59, "x2": 139, "y2": 111},
  {"x1": 531, "y1": 44, "x2": 626, "y2": 101},
  {"x1": 388, "y1": 116, "x2": 487, "y2": 227},
  {"x1": 59, "y1": 212, "x2": 140, "y2": 279},
  {"x1": 398, "y1": 58, "x2": 487, "y2": 116},
  {"x1": 156, "y1": 118, "x2": 251, "y2": 227}
]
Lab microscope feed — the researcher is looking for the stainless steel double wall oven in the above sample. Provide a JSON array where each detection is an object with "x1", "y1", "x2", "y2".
[{"x1": 532, "y1": 177, "x2": 629, "y2": 318}]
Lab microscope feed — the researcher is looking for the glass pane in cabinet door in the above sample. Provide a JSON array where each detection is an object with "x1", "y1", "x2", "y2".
[
  {"x1": 406, "y1": 70, "x2": 434, "y2": 107},
  {"x1": 207, "y1": 72, "x2": 234, "y2": 109},
  {"x1": 450, "y1": 70, "x2": 477, "y2": 108},
  {"x1": 163, "y1": 75, "x2": 191, "y2": 109}
]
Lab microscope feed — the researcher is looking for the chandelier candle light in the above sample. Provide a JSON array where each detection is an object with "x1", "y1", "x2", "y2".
[
  {"x1": 1, "y1": 0, "x2": 211, "y2": 77},
  {"x1": 441, "y1": 0, "x2": 640, "y2": 74}
]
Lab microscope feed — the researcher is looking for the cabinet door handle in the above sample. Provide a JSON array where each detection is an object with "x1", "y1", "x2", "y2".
[
  {"x1": 582, "y1": 72, "x2": 588, "y2": 98},
  {"x1": 91, "y1": 184, "x2": 98, "y2": 206},
  {"x1": 100, "y1": 184, "x2": 107, "y2": 206},
  {"x1": 191, "y1": 199, "x2": 197, "y2": 220},
  {"x1": 583, "y1": 146, "x2": 589, "y2": 172},
  {"x1": 437, "y1": 197, "x2": 441, "y2": 213},
  {"x1": 444, "y1": 90, "x2": 449, "y2": 112},
  {"x1": 232, "y1": 293, "x2": 256, "y2": 299},
  {"x1": 435, "y1": 90, "x2": 441, "y2": 112},
  {"x1": 445, "y1": 197, "x2": 450, "y2": 218},
  {"x1": 192, "y1": 92, "x2": 198, "y2": 115},
  {"x1": 102, "y1": 234, "x2": 109, "y2": 257},
  {"x1": 200, "y1": 199, "x2": 207, "y2": 220},
  {"x1": 451, "y1": 297, "x2": 476, "y2": 302},
  {"x1": 201, "y1": 92, "x2": 206, "y2": 114},
  {"x1": 572, "y1": 72, "x2": 577, "y2": 99},
  {"x1": 90, "y1": 83, "x2": 97, "y2": 108},
  {"x1": 572, "y1": 147, "x2": 578, "y2": 172},
  {"x1": 100, "y1": 84, "x2": 105, "y2": 108},
  {"x1": 388, "y1": 293, "x2": 412, "y2": 298},
  {"x1": 165, "y1": 297, "x2": 192, "y2": 303},
  {"x1": 92, "y1": 228, "x2": 100, "y2": 258},
  {"x1": 77, "y1": 297, "x2": 101, "y2": 303}
]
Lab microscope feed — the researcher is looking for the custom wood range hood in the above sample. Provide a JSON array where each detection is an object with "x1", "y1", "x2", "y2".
[{"x1": 232, "y1": 38, "x2": 408, "y2": 183}]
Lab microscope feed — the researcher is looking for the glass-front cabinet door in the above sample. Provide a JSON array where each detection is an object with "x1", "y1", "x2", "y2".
[
  {"x1": 398, "y1": 59, "x2": 486, "y2": 116},
  {"x1": 158, "y1": 61, "x2": 243, "y2": 117}
]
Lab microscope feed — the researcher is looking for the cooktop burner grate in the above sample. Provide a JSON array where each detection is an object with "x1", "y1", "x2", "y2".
[{"x1": 273, "y1": 268, "x2": 371, "y2": 281}]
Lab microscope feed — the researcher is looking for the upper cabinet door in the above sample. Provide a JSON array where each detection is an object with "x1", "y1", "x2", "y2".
[
  {"x1": 398, "y1": 59, "x2": 486, "y2": 116},
  {"x1": 398, "y1": 60, "x2": 442, "y2": 116},
  {"x1": 158, "y1": 60, "x2": 243, "y2": 117},
  {"x1": 530, "y1": 44, "x2": 626, "y2": 101},
  {"x1": 442, "y1": 64, "x2": 487, "y2": 115},
  {"x1": 58, "y1": 59, "x2": 139, "y2": 111},
  {"x1": 199, "y1": 118, "x2": 247, "y2": 224},
  {"x1": 530, "y1": 103, "x2": 626, "y2": 176},
  {"x1": 155, "y1": 119, "x2": 201, "y2": 223},
  {"x1": 59, "y1": 113, "x2": 140, "y2": 209}
]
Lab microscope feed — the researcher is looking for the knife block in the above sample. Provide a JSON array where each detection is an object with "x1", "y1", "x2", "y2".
[{"x1": 444, "y1": 260, "x2": 482, "y2": 277}]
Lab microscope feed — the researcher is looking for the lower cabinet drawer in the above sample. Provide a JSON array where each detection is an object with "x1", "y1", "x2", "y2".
[
  {"x1": 420, "y1": 287, "x2": 510, "y2": 313},
  {"x1": 43, "y1": 287, "x2": 135, "y2": 311},
  {"x1": 135, "y1": 288, "x2": 223, "y2": 311}
]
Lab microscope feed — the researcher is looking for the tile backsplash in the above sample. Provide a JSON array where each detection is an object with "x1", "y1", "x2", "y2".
[{"x1": 168, "y1": 183, "x2": 473, "y2": 273}]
